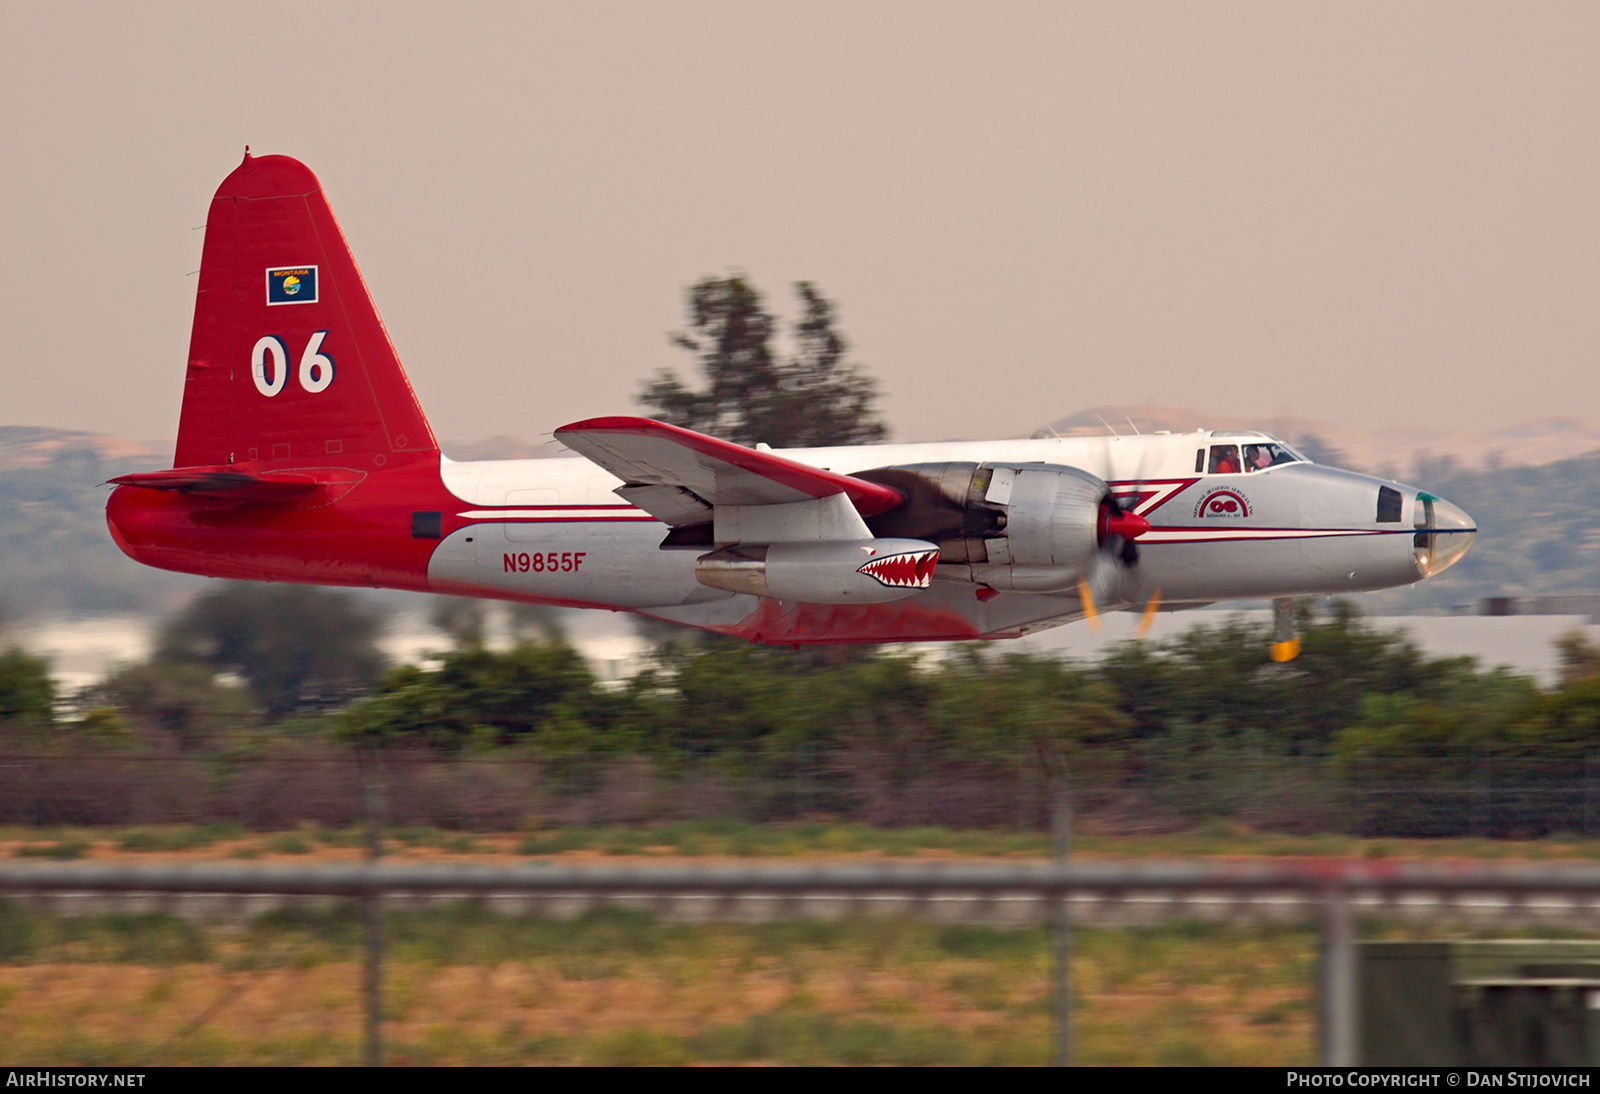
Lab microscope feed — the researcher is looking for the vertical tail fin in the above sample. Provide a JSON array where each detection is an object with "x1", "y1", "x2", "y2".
[{"x1": 174, "y1": 152, "x2": 437, "y2": 470}]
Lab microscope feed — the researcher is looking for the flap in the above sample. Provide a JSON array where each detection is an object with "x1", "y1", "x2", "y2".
[
  {"x1": 554, "y1": 416, "x2": 903, "y2": 524},
  {"x1": 614, "y1": 483, "x2": 713, "y2": 527}
]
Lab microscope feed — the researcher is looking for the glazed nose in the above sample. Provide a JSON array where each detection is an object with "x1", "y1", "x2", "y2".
[{"x1": 1413, "y1": 494, "x2": 1476, "y2": 577}]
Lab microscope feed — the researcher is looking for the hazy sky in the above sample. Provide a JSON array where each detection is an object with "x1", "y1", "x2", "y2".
[{"x1": 3, "y1": 2, "x2": 1596, "y2": 448}]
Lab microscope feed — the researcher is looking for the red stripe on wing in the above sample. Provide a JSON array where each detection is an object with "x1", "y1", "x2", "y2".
[{"x1": 555, "y1": 416, "x2": 903, "y2": 517}]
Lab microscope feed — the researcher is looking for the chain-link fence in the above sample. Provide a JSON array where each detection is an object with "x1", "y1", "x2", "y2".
[{"x1": 6, "y1": 747, "x2": 1600, "y2": 837}]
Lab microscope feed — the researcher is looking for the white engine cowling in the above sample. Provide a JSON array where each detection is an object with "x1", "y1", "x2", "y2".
[
  {"x1": 695, "y1": 538, "x2": 940, "y2": 604},
  {"x1": 973, "y1": 465, "x2": 1106, "y2": 590}
]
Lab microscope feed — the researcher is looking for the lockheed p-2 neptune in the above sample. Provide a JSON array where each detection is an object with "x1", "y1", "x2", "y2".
[{"x1": 106, "y1": 153, "x2": 1477, "y2": 660}]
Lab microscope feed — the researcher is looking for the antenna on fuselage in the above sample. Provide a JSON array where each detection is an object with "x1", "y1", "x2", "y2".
[
  {"x1": 1095, "y1": 414, "x2": 1121, "y2": 437},
  {"x1": 1125, "y1": 416, "x2": 1141, "y2": 436}
]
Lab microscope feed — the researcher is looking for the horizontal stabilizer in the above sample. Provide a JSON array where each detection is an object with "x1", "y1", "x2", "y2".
[
  {"x1": 554, "y1": 416, "x2": 903, "y2": 523},
  {"x1": 108, "y1": 465, "x2": 363, "y2": 503}
]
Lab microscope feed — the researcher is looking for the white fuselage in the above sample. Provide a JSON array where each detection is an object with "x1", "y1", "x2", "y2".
[{"x1": 423, "y1": 429, "x2": 1475, "y2": 642}]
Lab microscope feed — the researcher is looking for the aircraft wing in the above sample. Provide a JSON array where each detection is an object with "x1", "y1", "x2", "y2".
[{"x1": 553, "y1": 416, "x2": 903, "y2": 525}]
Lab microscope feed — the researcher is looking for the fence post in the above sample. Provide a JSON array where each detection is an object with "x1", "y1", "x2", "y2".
[
  {"x1": 360, "y1": 749, "x2": 385, "y2": 1068},
  {"x1": 1485, "y1": 752, "x2": 1493, "y2": 838},
  {"x1": 1357, "y1": 750, "x2": 1369, "y2": 839},
  {"x1": 795, "y1": 743, "x2": 812, "y2": 817},
  {"x1": 1051, "y1": 784, "x2": 1071, "y2": 1068},
  {"x1": 1471, "y1": 748, "x2": 1487, "y2": 839},
  {"x1": 1319, "y1": 883, "x2": 1358, "y2": 1066},
  {"x1": 1587, "y1": 754, "x2": 1597, "y2": 836}
]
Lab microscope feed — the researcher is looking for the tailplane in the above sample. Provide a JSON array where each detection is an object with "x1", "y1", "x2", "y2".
[{"x1": 173, "y1": 152, "x2": 437, "y2": 470}]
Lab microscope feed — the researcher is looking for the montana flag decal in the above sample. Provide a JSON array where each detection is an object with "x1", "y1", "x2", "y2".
[{"x1": 266, "y1": 266, "x2": 318, "y2": 305}]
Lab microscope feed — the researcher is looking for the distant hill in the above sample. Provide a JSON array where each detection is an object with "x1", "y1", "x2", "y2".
[
  {"x1": 1349, "y1": 447, "x2": 1600, "y2": 612},
  {"x1": 1045, "y1": 406, "x2": 1600, "y2": 481},
  {"x1": 0, "y1": 426, "x2": 570, "y2": 469},
  {"x1": 444, "y1": 409, "x2": 1600, "y2": 480},
  {"x1": 0, "y1": 427, "x2": 564, "y2": 623},
  {"x1": 0, "y1": 427, "x2": 198, "y2": 620},
  {"x1": 0, "y1": 426, "x2": 167, "y2": 471}
]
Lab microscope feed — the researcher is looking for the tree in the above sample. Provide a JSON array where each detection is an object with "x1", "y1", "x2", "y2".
[
  {"x1": 430, "y1": 596, "x2": 488, "y2": 649},
  {"x1": 1096, "y1": 602, "x2": 1474, "y2": 755},
  {"x1": 932, "y1": 648, "x2": 1127, "y2": 770},
  {"x1": 338, "y1": 642, "x2": 626, "y2": 752},
  {"x1": 1557, "y1": 630, "x2": 1600, "y2": 685},
  {"x1": 93, "y1": 661, "x2": 254, "y2": 748},
  {"x1": 508, "y1": 602, "x2": 569, "y2": 645},
  {"x1": 0, "y1": 648, "x2": 53, "y2": 725},
  {"x1": 157, "y1": 583, "x2": 388, "y2": 718},
  {"x1": 640, "y1": 276, "x2": 888, "y2": 447},
  {"x1": 427, "y1": 598, "x2": 571, "y2": 651}
]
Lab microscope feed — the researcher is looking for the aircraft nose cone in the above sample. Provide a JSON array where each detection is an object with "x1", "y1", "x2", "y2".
[{"x1": 1417, "y1": 495, "x2": 1476, "y2": 577}]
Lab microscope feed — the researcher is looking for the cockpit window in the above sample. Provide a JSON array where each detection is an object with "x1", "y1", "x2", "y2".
[
  {"x1": 1241, "y1": 442, "x2": 1303, "y2": 472},
  {"x1": 1208, "y1": 445, "x2": 1241, "y2": 474},
  {"x1": 1376, "y1": 485, "x2": 1402, "y2": 523}
]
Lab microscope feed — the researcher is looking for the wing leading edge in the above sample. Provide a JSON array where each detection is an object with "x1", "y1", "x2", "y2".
[{"x1": 553, "y1": 416, "x2": 903, "y2": 525}]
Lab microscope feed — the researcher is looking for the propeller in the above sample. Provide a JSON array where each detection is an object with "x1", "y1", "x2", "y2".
[
  {"x1": 1084, "y1": 425, "x2": 1163, "y2": 635},
  {"x1": 1136, "y1": 589, "x2": 1162, "y2": 637},
  {"x1": 1076, "y1": 575, "x2": 1101, "y2": 634},
  {"x1": 1125, "y1": 425, "x2": 1172, "y2": 636},
  {"x1": 1069, "y1": 429, "x2": 1134, "y2": 633}
]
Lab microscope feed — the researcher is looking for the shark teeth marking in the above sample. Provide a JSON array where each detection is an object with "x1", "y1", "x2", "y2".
[{"x1": 857, "y1": 549, "x2": 939, "y2": 589}]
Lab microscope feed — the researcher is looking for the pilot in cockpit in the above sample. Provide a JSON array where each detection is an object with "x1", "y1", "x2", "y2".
[
  {"x1": 1241, "y1": 442, "x2": 1302, "y2": 472},
  {"x1": 1209, "y1": 445, "x2": 1241, "y2": 474}
]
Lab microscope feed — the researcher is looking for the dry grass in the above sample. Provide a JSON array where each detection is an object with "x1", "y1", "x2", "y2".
[
  {"x1": 2, "y1": 821, "x2": 1585, "y2": 1064},
  {"x1": 0, "y1": 904, "x2": 1320, "y2": 1065},
  {"x1": 7, "y1": 820, "x2": 1600, "y2": 866}
]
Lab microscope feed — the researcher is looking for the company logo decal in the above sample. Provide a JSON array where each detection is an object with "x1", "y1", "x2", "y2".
[
  {"x1": 1195, "y1": 488, "x2": 1250, "y2": 519},
  {"x1": 266, "y1": 266, "x2": 319, "y2": 306},
  {"x1": 858, "y1": 549, "x2": 939, "y2": 589}
]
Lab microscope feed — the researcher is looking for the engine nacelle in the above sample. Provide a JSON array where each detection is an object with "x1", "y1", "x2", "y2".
[
  {"x1": 853, "y1": 462, "x2": 1111, "y2": 593},
  {"x1": 974, "y1": 464, "x2": 1106, "y2": 590},
  {"x1": 695, "y1": 538, "x2": 940, "y2": 604}
]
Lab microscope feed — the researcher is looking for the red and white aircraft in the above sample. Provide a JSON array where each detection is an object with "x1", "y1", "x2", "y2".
[{"x1": 107, "y1": 153, "x2": 1476, "y2": 652}]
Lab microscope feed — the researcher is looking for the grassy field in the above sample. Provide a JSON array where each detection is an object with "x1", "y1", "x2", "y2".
[
  {"x1": 5, "y1": 821, "x2": 1596, "y2": 1064},
  {"x1": 9, "y1": 819, "x2": 1600, "y2": 862},
  {"x1": 0, "y1": 902, "x2": 1319, "y2": 1065}
]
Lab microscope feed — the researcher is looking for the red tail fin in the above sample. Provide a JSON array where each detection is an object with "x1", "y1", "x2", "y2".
[{"x1": 174, "y1": 152, "x2": 437, "y2": 470}]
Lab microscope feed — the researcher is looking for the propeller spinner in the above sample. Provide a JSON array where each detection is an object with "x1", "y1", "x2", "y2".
[{"x1": 1098, "y1": 495, "x2": 1150, "y2": 565}]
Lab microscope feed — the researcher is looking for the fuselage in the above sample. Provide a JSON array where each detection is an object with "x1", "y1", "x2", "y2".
[{"x1": 108, "y1": 427, "x2": 1476, "y2": 644}]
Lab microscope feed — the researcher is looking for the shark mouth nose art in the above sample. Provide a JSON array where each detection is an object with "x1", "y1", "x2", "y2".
[{"x1": 857, "y1": 550, "x2": 939, "y2": 589}]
